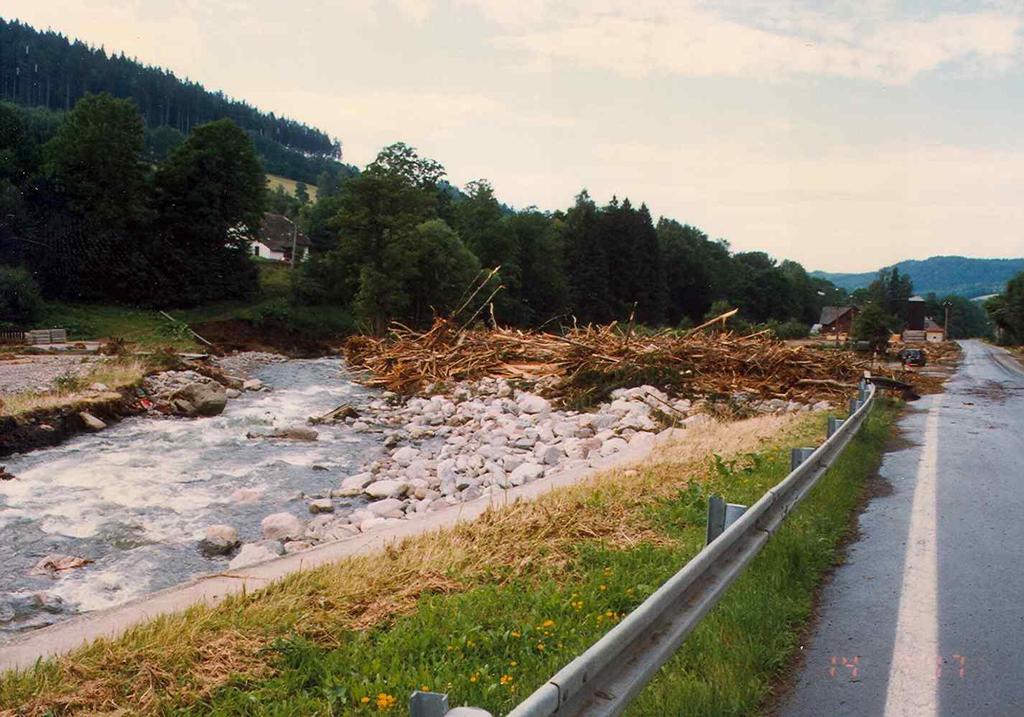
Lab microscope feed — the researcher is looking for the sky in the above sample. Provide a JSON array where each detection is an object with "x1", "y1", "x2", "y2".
[{"x1": 4, "y1": 0, "x2": 1024, "y2": 271}]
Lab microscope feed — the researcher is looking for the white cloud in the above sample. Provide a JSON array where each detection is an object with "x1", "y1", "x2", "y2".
[{"x1": 463, "y1": 1, "x2": 1023, "y2": 84}]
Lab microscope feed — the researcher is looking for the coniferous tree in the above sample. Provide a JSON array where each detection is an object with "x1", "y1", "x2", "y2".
[
  {"x1": 454, "y1": 180, "x2": 523, "y2": 323},
  {"x1": 509, "y1": 209, "x2": 571, "y2": 324},
  {"x1": 630, "y1": 203, "x2": 666, "y2": 324},
  {"x1": 563, "y1": 190, "x2": 609, "y2": 324}
]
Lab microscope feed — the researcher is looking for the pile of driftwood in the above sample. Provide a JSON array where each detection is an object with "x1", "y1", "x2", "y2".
[{"x1": 343, "y1": 315, "x2": 928, "y2": 406}]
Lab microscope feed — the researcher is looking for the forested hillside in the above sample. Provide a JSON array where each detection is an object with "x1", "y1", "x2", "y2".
[
  {"x1": 0, "y1": 17, "x2": 354, "y2": 183},
  {"x1": 813, "y1": 256, "x2": 1024, "y2": 298}
]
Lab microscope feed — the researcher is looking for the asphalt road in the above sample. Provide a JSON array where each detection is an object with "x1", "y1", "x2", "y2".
[{"x1": 778, "y1": 340, "x2": 1024, "y2": 717}]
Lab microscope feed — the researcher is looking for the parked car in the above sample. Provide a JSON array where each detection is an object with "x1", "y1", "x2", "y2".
[{"x1": 898, "y1": 348, "x2": 927, "y2": 367}]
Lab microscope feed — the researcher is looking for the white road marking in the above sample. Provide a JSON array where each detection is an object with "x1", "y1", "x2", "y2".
[{"x1": 883, "y1": 399, "x2": 942, "y2": 716}]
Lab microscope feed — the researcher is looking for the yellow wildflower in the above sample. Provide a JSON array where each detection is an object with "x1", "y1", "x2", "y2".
[
  {"x1": 542, "y1": 619, "x2": 556, "y2": 628},
  {"x1": 500, "y1": 675, "x2": 514, "y2": 685},
  {"x1": 470, "y1": 673, "x2": 479, "y2": 683},
  {"x1": 511, "y1": 630, "x2": 521, "y2": 638},
  {"x1": 361, "y1": 696, "x2": 370, "y2": 704},
  {"x1": 376, "y1": 693, "x2": 396, "y2": 710}
]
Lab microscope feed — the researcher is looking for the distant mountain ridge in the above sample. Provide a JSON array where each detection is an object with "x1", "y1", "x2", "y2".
[{"x1": 811, "y1": 256, "x2": 1024, "y2": 298}]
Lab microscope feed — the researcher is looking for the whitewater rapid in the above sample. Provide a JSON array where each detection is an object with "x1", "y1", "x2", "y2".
[{"x1": 0, "y1": 358, "x2": 383, "y2": 642}]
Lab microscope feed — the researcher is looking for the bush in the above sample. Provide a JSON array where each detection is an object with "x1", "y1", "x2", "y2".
[
  {"x1": 0, "y1": 265, "x2": 44, "y2": 328},
  {"x1": 251, "y1": 298, "x2": 294, "y2": 326},
  {"x1": 773, "y1": 318, "x2": 810, "y2": 340},
  {"x1": 252, "y1": 298, "x2": 355, "y2": 338}
]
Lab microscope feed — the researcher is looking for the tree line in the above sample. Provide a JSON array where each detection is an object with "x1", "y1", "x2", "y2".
[
  {"x1": 0, "y1": 93, "x2": 266, "y2": 308},
  {"x1": 0, "y1": 89, "x2": 997, "y2": 342},
  {"x1": 291, "y1": 143, "x2": 846, "y2": 335},
  {"x1": 0, "y1": 17, "x2": 351, "y2": 182},
  {"x1": 986, "y1": 272, "x2": 1024, "y2": 344}
]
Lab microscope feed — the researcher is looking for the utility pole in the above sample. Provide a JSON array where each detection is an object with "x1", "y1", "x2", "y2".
[
  {"x1": 944, "y1": 301, "x2": 951, "y2": 341},
  {"x1": 289, "y1": 217, "x2": 298, "y2": 270}
]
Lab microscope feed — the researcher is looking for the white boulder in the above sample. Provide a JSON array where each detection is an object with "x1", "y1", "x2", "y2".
[
  {"x1": 229, "y1": 541, "x2": 283, "y2": 569},
  {"x1": 260, "y1": 512, "x2": 305, "y2": 541},
  {"x1": 391, "y1": 446, "x2": 421, "y2": 466},
  {"x1": 199, "y1": 524, "x2": 240, "y2": 556},
  {"x1": 600, "y1": 437, "x2": 629, "y2": 456},
  {"x1": 364, "y1": 479, "x2": 408, "y2": 499},
  {"x1": 535, "y1": 443, "x2": 564, "y2": 466},
  {"x1": 366, "y1": 497, "x2": 405, "y2": 517},
  {"x1": 517, "y1": 393, "x2": 551, "y2": 415},
  {"x1": 338, "y1": 472, "x2": 374, "y2": 494},
  {"x1": 510, "y1": 462, "x2": 545, "y2": 485}
]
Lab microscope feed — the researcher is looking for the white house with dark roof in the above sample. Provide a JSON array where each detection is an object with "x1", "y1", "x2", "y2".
[{"x1": 248, "y1": 213, "x2": 311, "y2": 263}]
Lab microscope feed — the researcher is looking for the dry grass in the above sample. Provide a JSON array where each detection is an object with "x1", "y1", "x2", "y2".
[
  {"x1": 0, "y1": 413, "x2": 818, "y2": 715},
  {"x1": 0, "y1": 358, "x2": 147, "y2": 418},
  {"x1": 266, "y1": 174, "x2": 318, "y2": 202}
]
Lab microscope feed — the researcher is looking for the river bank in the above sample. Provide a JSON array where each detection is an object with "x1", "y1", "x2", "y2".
[
  {"x1": 0, "y1": 351, "x2": 831, "y2": 644},
  {"x1": 0, "y1": 402, "x2": 897, "y2": 715}
]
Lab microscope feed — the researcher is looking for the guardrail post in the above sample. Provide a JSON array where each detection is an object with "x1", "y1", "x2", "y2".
[
  {"x1": 790, "y1": 447, "x2": 816, "y2": 471},
  {"x1": 410, "y1": 691, "x2": 492, "y2": 717},
  {"x1": 706, "y1": 495, "x2": 725, "y2": 545},
  {"x1": 848, "y1": 398, "x2": 862, "y2": 415},
  {"x1": 858, "y1": 379, "x2": 869, "y2": 402},
  {"x1": 724, "y1": 502, "x2": 747, "y2": 530},
  {"x1": 707, "y1": 495, "x2": 748, "y2": 544},
  {"x1": 827, "y1": 416, "x2": 845, "y2": 437},
  {"x1": 410, "y1": 691, "x2": 448, "y2": 717}
]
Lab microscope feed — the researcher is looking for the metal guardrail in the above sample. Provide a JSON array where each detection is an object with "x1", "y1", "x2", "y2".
[{"x1": 415, "y1": 380, "x2": 876, "y2": 717}]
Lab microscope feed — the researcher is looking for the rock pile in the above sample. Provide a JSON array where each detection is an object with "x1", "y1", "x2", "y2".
[
  {"x1": 222, "y1": 380, "x2": 830, "y2": 561},
  {"x1": 141, "y1": 369, "x2": 265, "y2": 418}
]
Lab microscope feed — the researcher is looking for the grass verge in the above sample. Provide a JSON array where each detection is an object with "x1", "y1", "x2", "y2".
[
  {"x1": 0, "y1": 405, "x2": 895, "y2": 715},
  {"x1": 36, "y1": 261, "x2": 296, "y2": 351}
]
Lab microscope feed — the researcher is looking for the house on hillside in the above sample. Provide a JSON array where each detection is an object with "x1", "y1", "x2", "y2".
[
  {"x1": 248, "y1": 213, "x2": 311, "y2": 264},
  {"x1": 818, "y1": 306, "x2": 859, "y2": 338}
]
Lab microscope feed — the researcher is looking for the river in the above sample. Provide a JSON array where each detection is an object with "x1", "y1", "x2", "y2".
[{"x1": 0, "y1": 358, "x2": 383, "y2": 643}]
